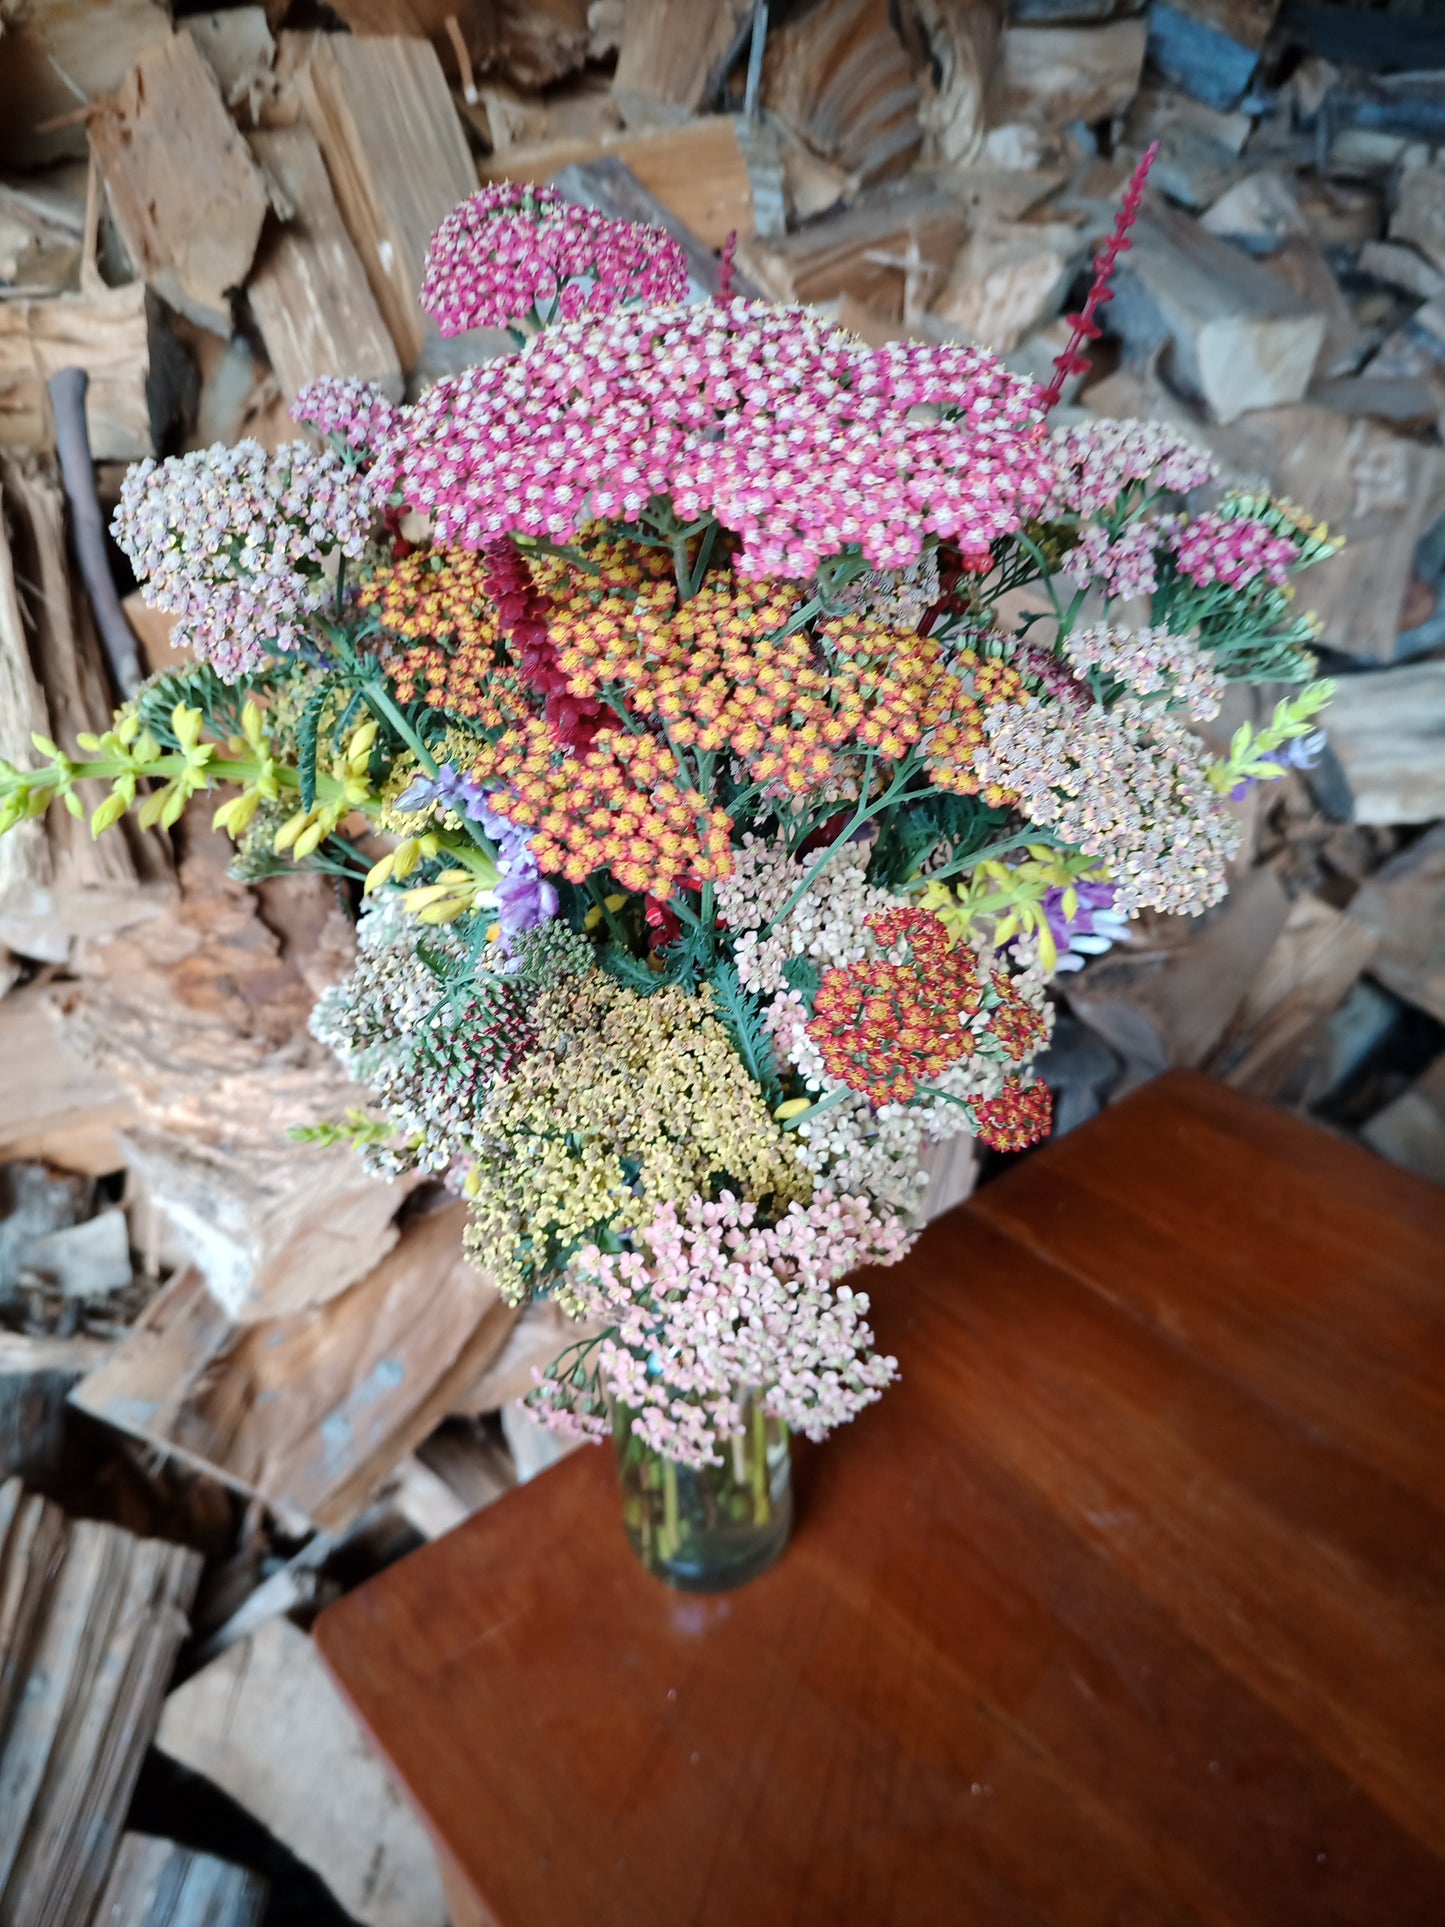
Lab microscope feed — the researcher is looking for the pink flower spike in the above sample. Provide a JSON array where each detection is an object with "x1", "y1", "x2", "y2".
[{"x1": 1040, "y1": 140, "x2": 1159, "y2": 412}]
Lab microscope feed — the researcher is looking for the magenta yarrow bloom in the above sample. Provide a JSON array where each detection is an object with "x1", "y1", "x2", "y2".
[
  {"x1": 398, "y1": 300, "x2": 1053, "y2": 578},
  {"x1": 1171, "y1": 513, "x2": 1297, "y2": 592},
  {"x1": 421, "y1": 182, "x2": 689, "y2": 336}
]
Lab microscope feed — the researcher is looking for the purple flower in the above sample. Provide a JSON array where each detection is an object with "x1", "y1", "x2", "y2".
[
  {"x1": 1043, "y1": 881, "x2": 1128, "y2": 974},
  {"x1": 1229, "y1": 729, "x2": 1327, "y2": 801},
  {"x1": 396, "y1": 763, "x2": 559, "y2": 948}
]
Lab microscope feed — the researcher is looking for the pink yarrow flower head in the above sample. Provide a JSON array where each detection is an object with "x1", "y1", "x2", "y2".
[
  {"x1": 398, "y1": 299, "x2": 1052, "y2": 579},
  {"x1": 1170, "y1": 512, "x2": 1298, "y2": 592},
  {"x1": 421, "y1": 182, "x2": 690, "y2": 336}
]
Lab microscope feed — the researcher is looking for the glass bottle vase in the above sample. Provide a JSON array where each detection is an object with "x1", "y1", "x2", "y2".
[{"x1": 611, "y1": 1393, "x2": 791, "y2": 1592}]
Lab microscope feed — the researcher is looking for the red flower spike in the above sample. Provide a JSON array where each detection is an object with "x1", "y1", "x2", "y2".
[
  {"x1": 1040, "y1": 141, "x2": 1159, "y2": 413},
  {"x1": 481, "y1": 535, "x2": 610, "y2": 749},
  {"x1": 717, "y1": 229, "x2": 738, "y2": 303}
]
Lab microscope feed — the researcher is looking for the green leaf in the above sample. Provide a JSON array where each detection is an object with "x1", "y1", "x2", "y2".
[
  {"x1": 708, "y1": 961, "x2": 783, "y2": 1110},
  {"x1": 297, "y1": 683, "x2": 328, "y2": 813}
]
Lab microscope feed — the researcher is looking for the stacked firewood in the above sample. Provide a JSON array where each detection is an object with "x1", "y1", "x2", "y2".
[{"x1": 0, "y1": 1, "x2": 1442, "y2": 1914}]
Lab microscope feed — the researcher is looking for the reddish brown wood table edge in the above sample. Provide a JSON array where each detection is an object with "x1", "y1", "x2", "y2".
[{"x1": 315, "y1": 1070, "x2": 1445, "y2": 1927}]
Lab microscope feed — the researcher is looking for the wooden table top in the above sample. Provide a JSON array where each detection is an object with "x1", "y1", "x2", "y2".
[{"x1": 316, "y1": 1071, "x2": 1445, "y2": 1927}]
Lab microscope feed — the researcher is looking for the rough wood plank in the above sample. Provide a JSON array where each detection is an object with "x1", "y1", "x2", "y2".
[
  {"x1": 90, "y1": 35, "x2": 269, "y2": 336},
  {"x1": 156, "y1": 1617, "x2": 447, "y2": 1927},
  {"x1": 94, "y1": 1835, "x2": 268, "y2": 1927},
  {"x1": 245, "y1": 126, "x2": 403, "y2": 405},
  {"x1": 0, "y1": 284, "x2": 160, "y2": 459},
  {"x1": 0, "y1": 1481, "x2": 202, "y2": 1927},
  {"x1": 71, "y1": 1203, "x2": 517, "y2": 1530},
  {"x1": 289, "y1": 31, "x2": 484, "y2": 374}
]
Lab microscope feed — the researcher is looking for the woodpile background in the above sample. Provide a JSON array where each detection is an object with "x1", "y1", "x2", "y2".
[{"x1": 0, "y1": 0, "x2": 1442, "y2": 1917}]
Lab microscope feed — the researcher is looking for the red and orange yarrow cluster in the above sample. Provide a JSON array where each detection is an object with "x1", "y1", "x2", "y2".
[
  {"x1": 807, "y1": 906, "x2": 1050, "y2": 1119},
  {"x1": 469, "y1": 719, "x2": 733, "y2": 897}
]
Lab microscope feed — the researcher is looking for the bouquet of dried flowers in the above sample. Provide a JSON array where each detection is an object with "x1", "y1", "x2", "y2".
[{"x1": 0, "y1": 157, "x2": 1337, "y2": 1480}]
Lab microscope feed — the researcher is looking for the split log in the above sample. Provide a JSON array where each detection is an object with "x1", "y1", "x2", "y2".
[
  {"x1": 761, "y1": 0, "x2": 923, "y2": 183},
  {"x1": 897, "y1": 0, "x2": 1008, "y2": 169},
  {"x1": 0, "y1": 173, "x2": 86, "y2": 297},
  {"x1": 1389, "y1": 160, "x2": 1445, "y2": 276},
  {"x1": 481, "y1": 116, "x2": 757, "y2": 250},
  {"x1": 390, "y1": 1425, "x2": 515, "y2": 1536},
  {"x1": 737, "y1": 176, "x2": 966, "y2": 321},
  {"x1": 1146, "y1": 0, "x2": 1280, "y2": 112},
  {"x1": 246, "y1": 128, "x2": 404, "y2": 406},
  {"x1": 553, "y1": 156, "x2": 762, "y2": 299},
  {"x1": 1109, "y1": 206, "x2": 1327, "y2": 422},
  {"x1": 989, "y1": 20, "x2": 1147, "y2": 135},
  {"x1": 1127, "y1": 86, "x2": 1251, "y2": 210},
  {"x1": 450, "y1": 1296, "x2": 602, "y2": 1415},
  {"x1": 95, "y1": 1836, "x2": 268, "y2": 1927},
  {"x1": 1262, "y1": 235, "x2": 1365, "y2": 380},
  {"x1": 71, "y1": 1203, "x2": 518, "y2": 1530},
  {"x1": 1361, "y1": 1056, "x2": 1445, "y2": 1191},
  {"x1": 287, "y1": 31, "x2": 486, "y2": 375},
  {"x1": 1064, "y1": 866, "x2": 1291, "y2": 1094},
  {"x1": 1201, "y1": 169, "x2": 1309, "y2": 240},
  {"x1": 612, "y1": 0, "x2": 753, "y2": 131},
  {"x1": 1208, "y1": 894, "x2": 1377, "y2": 1103},
  {"x1": 156, "y1": 1617, "x2": 447, "y2": 1927},
  {"x1": 488, "y1": 0, "x2": 593, "y2": 89},
  {"x1": 1347, "y1": 824, "x2": 1445, "y2": 1026},
  {"x1": 0, "y1": 0, "x2": 173, "y2": 169},
  {"x1": 1318, "y1": 668, "x2": 1445, "y2": 827},
  {"x1": 929, "y1": 216, "x2": 1085, "y2": 353},
  {"x1": 90, "y1": 36, "x2": 270, "y2": 337},
  {"x1": 0, "y1": 284, "x2": 186, "y2": 460},
  {"x1": 0, "y1": 1479, "x2": 202, "y2": 1926},
  {"x1": 0, "y1": 458, "x2": 176, "y2": 965},
  {"x1": 321, "y1": 0, "x2": 497, "y2": 88}
]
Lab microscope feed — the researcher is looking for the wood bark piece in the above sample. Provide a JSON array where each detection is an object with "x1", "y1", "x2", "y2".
[
  {"x1": 288, "y1": 31, "x2": 487, "y2": 374},
  {"x1": 737, "y1": 175, "x2": 966, "y2": 320},
  {"x1": 1348, "y1": 824, "x2": 1445, "y2": 1027},
  {"x1": 612, "y1": 0, "x2": 753, "y2": 131},
  {"x1": 481, "y1": 115, "x2": 757, "y2": 250},
  {"x1": 245, "y1": 127, "x2": 403, "y2": 406},
  {"x1": 761, "y1": 0, "x2": 923, "y2": 183},
  {"x1": 897, "y1": 0, "x2": 1008, "y2": 168},
  {"x1": 990, "y1": 20, "x2": 1147, "y2": 132},
  {"x1": 90, "y1": 35, "x2": 269, "y2": 337},
  {"x1": 156, "y1": 1616, "x2": 446, "y2": 1927},
  {"x1": 1208, "y1": 894, "x2": 1377, "y2": 1103},
  {"x1": 1319, "y1": 667, "x2": 1445, "y2": 826},
  {"x1": 0, "y1": 459, "x2": 176, "y2": 966},
  {"x1": 94, "y1": 1835, "x2": 268, "y2": 1927},
  {"x1": 0, "y1": 1479, "x2": 202, "y2": 1927},
  {"x1": 1361, "y1": 1056, "x2": 1445, "y2": 1191},
  {"x1": 71, "y1": 1202, "x2": 518, "y2": 1530},
  {"x1": 0, "y1": 0, "x2": 173, "y2": 169},
  {"x1": 1110, "y1": 206, "x2": 1327, "y2": 422}
]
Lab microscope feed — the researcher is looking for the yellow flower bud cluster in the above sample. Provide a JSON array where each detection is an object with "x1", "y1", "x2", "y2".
[{"x1": 463, "y1": 970, "x2": 810, "y2": 1302}]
